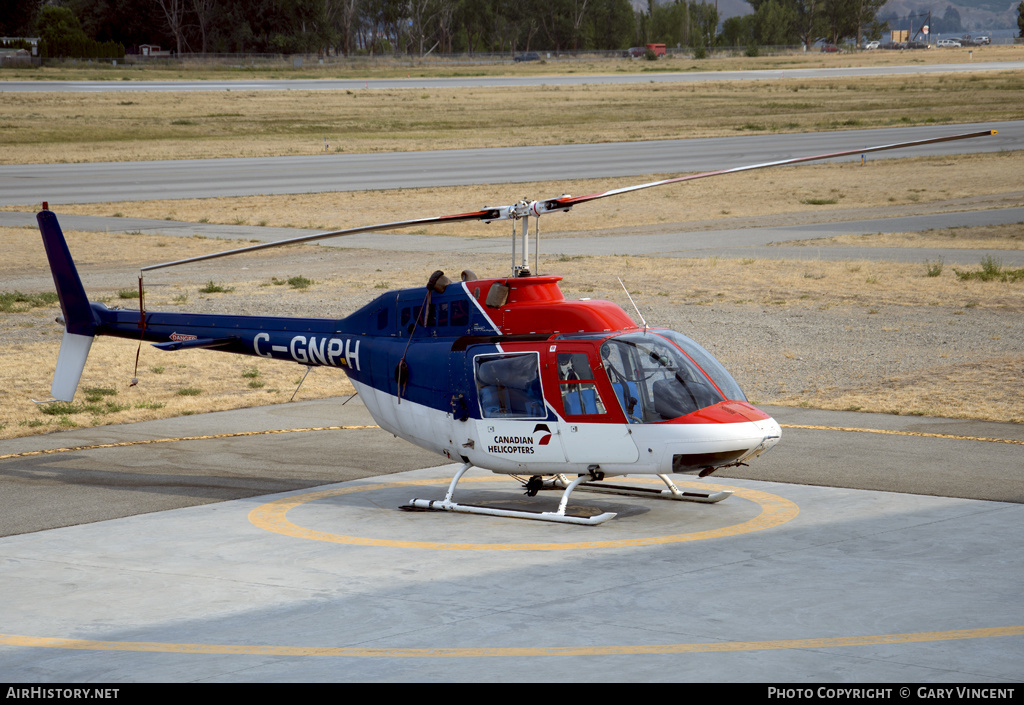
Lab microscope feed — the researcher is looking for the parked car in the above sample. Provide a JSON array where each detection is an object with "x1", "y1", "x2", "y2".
[
  {"x1": 623, "y1": 47, "x2": 645, "y2": 58},
  {"x1": 958, "y1": 36, "x2": 981, "y2": 46},
  {"x1": 514, "y1": 51, "x2": 539, "y2": 62},
  {"x1": 820, "y1": 44, "x2": 839, "y2": 53},
  {"x1": 976, "y1": 35, "x2": 991, "y2": 45},
  {"x1": 864, "y1": 41, "x2": 879, "y2": 50},
  {"x1": 936, "y1": 38, "x2": 961, "y2": 47}
]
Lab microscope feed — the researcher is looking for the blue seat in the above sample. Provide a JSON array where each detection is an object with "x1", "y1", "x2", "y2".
[{"x1": 614, "y1": 381, "x2": 641, "y2": 422}]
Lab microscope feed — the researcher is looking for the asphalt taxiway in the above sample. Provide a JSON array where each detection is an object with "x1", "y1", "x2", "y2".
[
  {"x1": 3, "y1": 121, "x2": 1020, "y2": 206},
  {"x1": 1, "y1": 399, "x2": 1022, "y2": 682}
]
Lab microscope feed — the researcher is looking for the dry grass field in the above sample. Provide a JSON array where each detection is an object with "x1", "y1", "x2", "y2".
[
  {"x1": 1, "y1": 53, "x2": 1022, "y2": 440},
  {"x1": 3, "y1": 44, "x2": 1021, "y2": 82},
  {"x1": 2, "y1": 65, "x2": 1023, "y2": 165}
]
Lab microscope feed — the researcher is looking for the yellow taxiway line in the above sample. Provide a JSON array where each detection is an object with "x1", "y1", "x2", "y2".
[
  {"x1": 780, "y1": 424, "x2": 1024, "y2": 445},
  {"x1": 0, "y1": 426, "x2": 379, "y2": 461},
  {"x1": 3, "y1": 423, "x2": 1020, "y2": 464},
  {"x1": 2, "y1": 626, "x2": 1021, "y2": 658}
]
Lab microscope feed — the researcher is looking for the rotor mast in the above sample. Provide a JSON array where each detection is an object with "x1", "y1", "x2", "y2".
[{"x1": 495, "y1": 198, "x2": 572, "y2": 278}]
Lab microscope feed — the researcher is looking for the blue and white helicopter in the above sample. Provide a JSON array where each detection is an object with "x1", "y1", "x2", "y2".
[{"x1": 38, "y1": 129, "x2": 995, "y2": 525}]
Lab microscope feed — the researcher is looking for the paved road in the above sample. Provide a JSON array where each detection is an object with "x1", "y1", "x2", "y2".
[
  {"x1": 2, "y1": 121, "x2": 1018, "y2": 207},
  {"x1": 2, "y1": 61, "x2": 1023, "y2": 92}
]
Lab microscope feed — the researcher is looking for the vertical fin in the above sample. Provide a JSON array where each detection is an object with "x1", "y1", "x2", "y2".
[
  {"x1": 51, "y1": 332, "x2": 94, "y2": 402},
  {"x1": 38, "y1": 209, "x2": 97, "y2": 400},
  {"x1": 38, "y1": 209, "x2": 95, "y2": 337}
]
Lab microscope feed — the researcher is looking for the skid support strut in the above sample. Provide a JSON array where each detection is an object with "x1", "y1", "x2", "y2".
[{"x1": 403, "y1": 463, "x2": 617, "y2": 526}]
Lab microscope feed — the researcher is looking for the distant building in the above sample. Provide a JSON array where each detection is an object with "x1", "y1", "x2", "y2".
[
  {"x1": 0, "y1": 47, "x2": 35, "y2": 66},
  {"x1": 139, "y1": 44, "x2": 172, "y2": 57}
]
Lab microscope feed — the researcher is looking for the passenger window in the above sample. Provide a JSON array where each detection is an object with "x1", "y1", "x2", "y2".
[
  {"x1": 475, "y1": 353, "x2": 546, "y2": 419},
  {"x1": 451, "y1": 300, "x2": 469, "y2": 326},
  {"x1": 557, "y1": 352, "x2": 606, "y2": 416}
]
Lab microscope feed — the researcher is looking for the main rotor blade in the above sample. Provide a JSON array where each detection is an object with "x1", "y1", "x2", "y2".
[
  {"x1": 544, "y1": 129, "x2": 997, "y2": 210},
  {"x1": 141, "y1": 209, "x2": 496, "y2": 272},
  {"x1": 140, "y1": 128, "x2": 995, "y2": 272}
]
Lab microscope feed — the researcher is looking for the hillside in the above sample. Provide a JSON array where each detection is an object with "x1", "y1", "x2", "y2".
[{"x1": 711, "y1": 0, "x2": 1018, "y2": 30}]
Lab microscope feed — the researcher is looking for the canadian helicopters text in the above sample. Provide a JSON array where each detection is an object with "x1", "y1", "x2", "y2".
[{"x1": 38, "y1": 129, "x2": 996, "y2": 525}]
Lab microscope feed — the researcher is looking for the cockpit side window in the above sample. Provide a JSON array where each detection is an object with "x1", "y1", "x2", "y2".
[
  {"x1": 474, "y1": 352, "x2": 546, "y2": 419},
  {"x1": 601, "y1": 333, "x2": 724, "y2": 422},
  {"x1": 600, "y1": 340, "x2": 644, "y2": 423}
]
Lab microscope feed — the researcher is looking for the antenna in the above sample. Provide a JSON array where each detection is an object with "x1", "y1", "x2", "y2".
[{"x1": 618, "y1": 277, "x2": 648, "y2": 332}]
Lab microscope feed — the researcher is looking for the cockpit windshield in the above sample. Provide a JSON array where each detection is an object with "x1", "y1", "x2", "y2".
[
  {"x1": 652, "y1": 328, "x2": 747, "y2": 402},
  {"x1": 600, "y1": 332, "x2": 726, "y2": 423}
]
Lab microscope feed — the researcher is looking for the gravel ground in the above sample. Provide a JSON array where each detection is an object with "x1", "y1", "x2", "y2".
[{"x1": 4, "y1": 232, "x2": 1022, "y2": 436}]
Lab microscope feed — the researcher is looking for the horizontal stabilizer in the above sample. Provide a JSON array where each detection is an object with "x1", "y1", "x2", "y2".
[
  {"x1": 51, "y1": 331, "x2": 94, "y2": 402},
  {"x1": 151, "y1": 336, "x2": 238, "y2": 351}
]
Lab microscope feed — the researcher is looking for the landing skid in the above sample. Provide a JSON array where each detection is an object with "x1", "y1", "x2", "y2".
[
  {"x1": 571, "y1": 474, "x2": 733, "y2": 504},
  {"x1": 402, "y1": 463, "x2": 617, "y2": 526}
]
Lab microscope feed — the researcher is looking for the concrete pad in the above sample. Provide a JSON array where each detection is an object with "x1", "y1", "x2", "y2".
[{"x1": 1, "y1": 465, "x2": 1021, "y2": 682}]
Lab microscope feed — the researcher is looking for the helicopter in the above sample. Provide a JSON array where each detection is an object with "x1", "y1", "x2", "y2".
[{"x1": 37, "y1": 128, "x2": 995, "y2": 526}]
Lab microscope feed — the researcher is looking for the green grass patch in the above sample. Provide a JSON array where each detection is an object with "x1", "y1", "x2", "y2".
[
  {"x1": 37, "y1": 398, "x2": 128, "y2": 416},
  {"x1": 953, "y1": 256, "x2": 1024, "y2": 282},
  {"x1": 176, "y1": 387, "x2": 203, "y2": 396},
  {"x1": 199, "y1": 281, "x2": 234, "y2": 293},
  {"x1": 0, "y1": 291, "x2": 59, "y2": 313},
  {"x1": 38, "y1": 402, "x2": 80, "y2": 416},
  {"x1": 82, "y1": 387, "x2": 118, "y2": 402}
]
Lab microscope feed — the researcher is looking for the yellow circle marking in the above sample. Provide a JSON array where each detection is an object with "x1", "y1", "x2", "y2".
[
  {"x1": 2, "y1": 626, "x2": 1021, "y2": 658},
  {"x1": 248, "y1": 477, "x2": 799, "y2": 550}
]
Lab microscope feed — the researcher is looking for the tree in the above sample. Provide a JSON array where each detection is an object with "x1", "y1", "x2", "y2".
[
  {"x1": 585, "y1": 0, "x2": 635, "y2": 50},
  {"x1": 153, "y1": 0, "x2": 186, "y2": 54},
  {"x1": 721, "y1": 15, "x2": 754, "y2": 47},
  {"x1": 649, "y1": 0, "x2": 690, "y2": 47},
  {"x1": 0, "y1": 0, "x2": 42, "y2": 36},
  {"x1": 36, "y1": 5, "x2": 89, "y2": 57},
  {"x1": 751, "y1": 0, "x2": 800, "y2": 46},
  {"x1": 455, "y1": 0, "x2": 495, "y2": 54},
  {"x1": 1018, "y1": 0, "x2": 1024, "y2": 37},
  {"x1": 691, "y1": 0, "x2": 718, "y2": 49},
  {"x1": 792, "y1": 0, "x2": 825, "y2": 49},
  {"x1": 852, "y1": 0, "x2": 887, "y2": 45},
  {"x1": 191, "y1": 0, "x2": 216, "y2": 53}
]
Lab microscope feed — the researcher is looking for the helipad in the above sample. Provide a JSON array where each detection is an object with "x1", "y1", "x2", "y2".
[{"x1": 1, "y1": 458, "x2": 1021, "y2": 681}]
